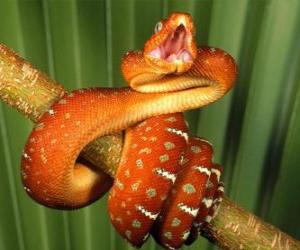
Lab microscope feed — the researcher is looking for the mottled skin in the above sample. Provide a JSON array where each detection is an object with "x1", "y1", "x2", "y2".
[{"x1": 21, "y1": 13, "x2": 237, "y2": 249}]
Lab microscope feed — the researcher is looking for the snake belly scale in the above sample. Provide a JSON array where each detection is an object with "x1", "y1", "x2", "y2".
[{"x1": 21, "y1": 13, "x2": 237, "y2": 249}]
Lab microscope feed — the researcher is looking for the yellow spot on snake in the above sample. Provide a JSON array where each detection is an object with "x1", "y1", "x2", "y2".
[
  {"x1": 131, "y1": 181, "x2": 141, "y2": 191},
  {"x1": 146, "y1": 188, "x2": 157, "y2": 198},
  {"x1": 164, "y1": 116, "x2": 177, "y2": 122},
  {"x1": 64, "y1": 113, "x2": 71, "y2": 119},
  {"x1": 139, "y1": 147, "x2": 152, "y2": 154},
  {"x1": 51, "y1": 139, "x2": 57, "y2": 144},
  {"x1": 124, "y1": 169, "x2": 130, "y2": 177},
  {"x1": 159, "y1": 154, "x2": 169, "y2": 162},
  {"x1": 164, "y1": 231, "x2": 172, "y2": 240},
  {"x1": 132, "y1": 219, "x2": 141, "y2": 228},
  {"x1": 116, "y1": 217, "x2": 123, "y2": 224},
  {"x1": 58, "y1": 99, "x2": 67, "y2": 104},
  {"x1": 136, "y1": 159, "x2": 144, "y2": 168},
  {"x1": 149, "y1": 136, "x2": 157, "y2": 142},
  {"x1": 29, "y1": 138, "x2": 36, "y2": 143},
  {"x1": 183, "y1": 183, "x2": 196, "y2": 194},
  {"x1": 171, "y1": 217, "x2": 181, "y2": 227},
  {"x1": 191, "y1": 145, "x2": 201, "y2": 153},
  {"x1": 164, "y1": 141, "x2": 175, "y2": 150},
  {"x1": 125, "y1": 230, "x2": 132, "y2": 239},
  {"x1": 115, "y1": 179, "x2": 124, "y2": 190},
  {"x1": 138, "y1": 121, "x2": 147, "y2": 127}
]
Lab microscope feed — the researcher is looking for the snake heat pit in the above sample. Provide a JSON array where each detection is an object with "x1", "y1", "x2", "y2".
[{"x1": 21, "y1": 13, "x2": 237, "y2": 249}]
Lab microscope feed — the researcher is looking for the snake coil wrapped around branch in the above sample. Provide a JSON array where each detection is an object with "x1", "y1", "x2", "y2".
[{"x1": 20, "y1": 13, "x2": 236, "y2": 249}]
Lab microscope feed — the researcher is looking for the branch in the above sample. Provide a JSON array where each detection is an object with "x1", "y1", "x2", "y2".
[
  {"x1": 0, "y1": 43, "x2": 299, "y2": 250},
  {"x1": 0, "y1": 44, "x2": 122, "y2": 176},
  {"x1": 205, "y1": 197, "x2": 300, "y2": 249}
]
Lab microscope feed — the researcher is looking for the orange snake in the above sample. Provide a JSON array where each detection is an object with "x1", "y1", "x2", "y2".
[{"x1": 21, "y1": 13, "x2": 237, "y2": 249}]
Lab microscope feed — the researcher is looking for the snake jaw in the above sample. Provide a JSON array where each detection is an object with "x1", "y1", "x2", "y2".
[{"x1": 144, "y1": 13, "x2": 197, "y2": 74}]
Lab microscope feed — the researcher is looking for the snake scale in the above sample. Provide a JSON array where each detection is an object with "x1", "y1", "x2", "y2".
[{"x1": 21, "y1": 13, "x2": 237, "y2": 249}]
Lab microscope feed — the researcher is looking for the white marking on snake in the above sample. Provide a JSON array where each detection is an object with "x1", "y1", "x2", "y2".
[
  {"x1": 194, "y1": 165, "x2": 211, "y2": 177},
  {"x1": 211, "y1": 168, "x2": 221, "y2": 182},
  {"x1": 154, "y1": 168, "x2": 177, "y2": 183},
  {"x1": 166, "y1": 127, "x2": 189, "y2": 142},
  {"x1": 177, "y1": 203, "x2": 199, "y2": 217},
  {"x1": 182, "y1": 230, "x2": 190, "y2": 240},
  {"x1": 217, "y1": 185, "x2": 225, "y2": 193},
  {"x1": 142, "y1": 233, "x2": 150, "y2": 242},
  {"x1": 48, "y1": 109, "x2": 55, "y2": 115},
  {"x1": 164, "y1": 243, "x2": 177, "y2": 250},
  {"x1": 202, "y1": 198, "x2": 213, "y2": 208},
  {"x1": 213, "y1": 197, "x2": 223, "y2": 204},
  {"x1": 205, "y1": 215, "x2": 212, "y2": 223},
  {"x1": 22, "y1": 151, "x2": 31, "y2": 161},
  {"x1": 135, "y1": 205, "x2": 159, "y2": 220},
  {"x1": 199, "y1": 138, "x2": 213, "y2": 146}
]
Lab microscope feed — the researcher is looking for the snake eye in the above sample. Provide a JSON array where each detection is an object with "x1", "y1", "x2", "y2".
[{"x1": 154, "y1": 21, "x2": 163, "y2": 33}]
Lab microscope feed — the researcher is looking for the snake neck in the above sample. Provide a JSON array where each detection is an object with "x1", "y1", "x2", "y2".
[{"x1": 121, "y1": 46, "x2": 237, "y2": 108}]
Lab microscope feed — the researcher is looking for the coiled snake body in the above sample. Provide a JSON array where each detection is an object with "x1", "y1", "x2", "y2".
[{"x1": 21, "y1": 13, "x2": 237, "y2": 249}]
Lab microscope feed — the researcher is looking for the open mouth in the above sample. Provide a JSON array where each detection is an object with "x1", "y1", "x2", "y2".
[{"x1": 148, "y1": 24, "x2": 193, "y2": 63}]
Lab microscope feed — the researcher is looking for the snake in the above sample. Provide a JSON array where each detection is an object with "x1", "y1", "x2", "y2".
[{"x1": 21, "y1": 13, "x2": 237, "y2": 249}]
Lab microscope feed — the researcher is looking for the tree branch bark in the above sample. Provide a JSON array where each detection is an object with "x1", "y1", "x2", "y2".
[{"x1": 0, "y1": 43, "x2": 299, "y2": 250}]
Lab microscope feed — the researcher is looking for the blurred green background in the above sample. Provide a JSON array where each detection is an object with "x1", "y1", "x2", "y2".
[{"x1": 0, "y1": 0, "x2": 300, "y2": 249}]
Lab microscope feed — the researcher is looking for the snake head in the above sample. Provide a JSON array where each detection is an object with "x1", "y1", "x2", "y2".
[{"x1": 144, "y1": 12, "x2": 197, "y2": 74}]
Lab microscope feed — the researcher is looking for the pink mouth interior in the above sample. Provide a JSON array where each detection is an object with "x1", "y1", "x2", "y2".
[{"x1": 149, "y1": 24, "x2": 193, "y2": 63}]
